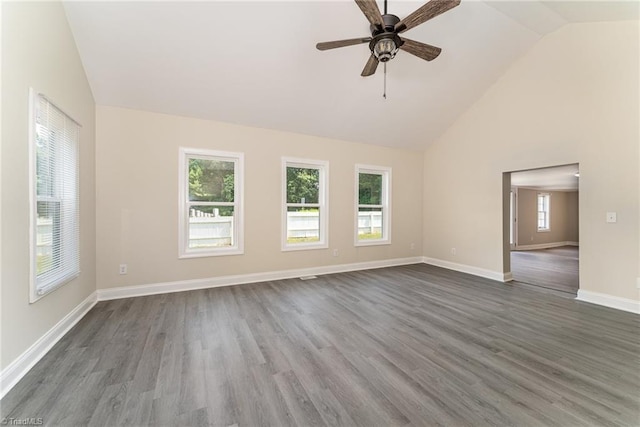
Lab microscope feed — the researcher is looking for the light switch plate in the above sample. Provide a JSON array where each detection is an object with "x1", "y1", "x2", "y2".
[{"x1": 606, "y1": 212, "x2": 617, "y2": 223}]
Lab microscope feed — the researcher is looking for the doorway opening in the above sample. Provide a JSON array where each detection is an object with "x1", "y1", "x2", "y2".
[{"x1": 503, "y1": 164, "x2": 579, "y2": 294}]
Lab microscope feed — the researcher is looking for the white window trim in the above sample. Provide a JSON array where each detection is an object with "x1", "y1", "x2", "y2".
[
  {"x1": 282, "y1": 157, "x2": 329, "y2": 251},
  {"x1": 355, "y1": 164, "x2": 391, "y2": 246},
  {"x1": 178, "y1": 147, "x2": 244, "y2": 258},
  {"x1": 537, "y1": 192, "x2": 551, "y2": 232},
  {"x1": 29, "y1": 89, "x2": 81, "y2": 303}
]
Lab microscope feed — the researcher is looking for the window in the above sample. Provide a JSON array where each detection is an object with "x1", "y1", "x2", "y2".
[
  {"x1": 283, "y1": 158, "x2": 328, "y2": 250},
  {"x1": 537, "y1": 193, "x2": 550, "y2": 231},
  {"x1": 30, "y1": 90, "x2": 80, "y2": 302},
  {"x1": 179, "y1": 148, "x2": 243, "y2": 258},
  {"x1": 356, "y1": 165, "x2": 391, "y2": 245}
]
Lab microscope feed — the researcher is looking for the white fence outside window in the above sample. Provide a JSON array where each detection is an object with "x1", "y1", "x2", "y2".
[
  {"x1": 184, "y1": 210, "x2": 383, "y2": 246},
  {"x1": 188, "y1": 209, "x2": 234, "y2": 248},
  {"x1": 33, "y1": 210, "x2": 386, "y2": 253},
  {"x1": 357, "y1": 211, "x2": 382, "y2": 236}
]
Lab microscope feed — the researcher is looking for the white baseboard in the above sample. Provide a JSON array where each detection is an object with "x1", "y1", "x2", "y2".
[
  {"x1": 576, "y1": 290, "x2": 640, "y2": 315},
  {"x1": 503, "y1": 272, "x2": 514, "y2": 282},
  {"x1": 514, "y1": 241, "x2": 579, "y2": 251},
  {"x1": 97, "y1": 257, "x2": 424, "y2": 301},
  {"x1": 422, "y1": 257, "x2": 506, "y2": 282},
  {"x1": 0, "y1": 292, "x2": 98, "y2": 400}
]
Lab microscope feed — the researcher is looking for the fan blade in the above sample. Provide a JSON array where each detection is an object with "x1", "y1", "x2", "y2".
[
  {"x1": 361, "y1": 54, "x2": 379, "y2": 77},
  {"x1": 354, "y1": 0, "x2": 384, "y2": 29},
  {"x1": 395, "y1": 0, "x2": 461, "y2": 33},
  {"x1": 316, "y1": 37, "x2": 371, "y2": 51},
  {"x1": 400, "y1": 38, "x2": 442, "y2": 61}
]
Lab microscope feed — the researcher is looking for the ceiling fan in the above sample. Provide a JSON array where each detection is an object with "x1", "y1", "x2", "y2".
[{"x1": 316, "y1": 0, "x2": 461, "y2": 77}]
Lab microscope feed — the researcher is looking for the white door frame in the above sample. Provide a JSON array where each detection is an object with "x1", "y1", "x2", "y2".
[{"x1": 510, "y1": 187, "x2": 518, "y2": 250}]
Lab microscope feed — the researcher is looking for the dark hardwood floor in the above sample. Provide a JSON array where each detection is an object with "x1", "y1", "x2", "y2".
[
  {"x1": 511, "y1": 246, "x2": 579, "y2": 294},
  {"x1": 2, "y1": 263, "x2": 638, "y2": 426}
]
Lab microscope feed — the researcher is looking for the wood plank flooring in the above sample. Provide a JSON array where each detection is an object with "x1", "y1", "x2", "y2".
[
  {"x1": 2, "y1": 263, "x2": 639, "y2": 426},
  {"x1": 511, "y1": 246, "x2": 579, "y2": 294}
]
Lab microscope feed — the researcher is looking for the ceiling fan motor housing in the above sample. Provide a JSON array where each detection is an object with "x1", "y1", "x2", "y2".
[
  {"x1": 372, "y1": 14, "x2": 401, "y2": 34},
  {"x1": 370, "y1": 14, "x2": 402, "y2": 62}
]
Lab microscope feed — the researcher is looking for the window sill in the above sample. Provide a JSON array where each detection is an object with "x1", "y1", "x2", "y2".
[
  {"x1": 537, "y1": 229, "x2": 551, "y2": 233},
  {"x1": 355, "y1": 240, "x2": 391, "y2": 247},
  {"x1": 32, "y1": 270, "x2": 80, "y2": 303},
  {"x1": 179, "y1": 248, "x2": 244, "y2": 259},
  {"x1": 282, "y1": 242, "x2": 328, "y2": 252}
]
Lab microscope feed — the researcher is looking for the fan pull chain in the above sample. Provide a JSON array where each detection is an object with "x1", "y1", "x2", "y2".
[{"x1": 383, "y1": 62, "x2": 387, "y2": 99}]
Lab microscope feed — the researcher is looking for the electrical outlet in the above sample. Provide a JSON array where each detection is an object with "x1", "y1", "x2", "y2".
[
  {"x1": 332, "y1": 249, "x2": 339, "y2": 257},
  {"x1": 119, "y1": 264, "x2": 128, "y2": 275},
  {"x1": 410, "y1": 243, "x2": 415, "y2": 250},
  {"x1": 451, "y1": 248, "x2": 456, "y2": 256},
  {"x1": 606, "y1": 212, "x2": 617, "y2": 223}
]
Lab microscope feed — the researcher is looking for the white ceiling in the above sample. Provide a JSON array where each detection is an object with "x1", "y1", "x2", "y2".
[
  {"x1": 511, "y1": 164, "x2": 579, "y2": 190},
  {"x1": 63, "y1": 1, "x2": 639, "y2": 150}
]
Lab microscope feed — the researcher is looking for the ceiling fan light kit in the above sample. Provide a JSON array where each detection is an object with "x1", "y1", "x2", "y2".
[
  {"x1": 370, "y1": 14, "x2": 401, "y2": 62},
  {"x1": 316, "y1": 0, "x2": 461, "y2": 77},
  {"x1": 373, "y1": 37, "x2": 399, "y2": 62}
]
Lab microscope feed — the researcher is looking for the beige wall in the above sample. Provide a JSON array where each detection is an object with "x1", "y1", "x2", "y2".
[
  {"x1": 1, "y1": 2, "x2": 96, "y2": 370},
  {"x1": 565, "y1": 191, "x2": 579, "y2": 243},
  {"x1": 515, "y1": 188, "x2": 579, "y2": 247},
  {"x1": 423, "y1": 21, "x2": 639, "y2": 301},
  {"x1": 96, "y1": 106, "x2": 423, "y2": 289}
]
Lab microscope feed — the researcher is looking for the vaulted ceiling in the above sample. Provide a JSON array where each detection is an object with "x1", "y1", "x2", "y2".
[{"x1": 63, "y1": 1, "x2": 639, "y2": 150}]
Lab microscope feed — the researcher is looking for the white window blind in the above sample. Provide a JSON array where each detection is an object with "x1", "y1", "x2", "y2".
[{"x1": 32, "y1": 91, "x2": 80, "y2": 300}]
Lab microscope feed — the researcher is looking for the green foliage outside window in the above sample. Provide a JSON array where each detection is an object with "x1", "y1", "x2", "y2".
[
  {"x1": 359, "y1": 173, "x2": 382, "y2": 205},
  {"x1": 189, "y1": 158, "x2": 235, "y2": 216},
  {"x1": 286, "y1": 167, "x2": 319, "y2": 204}
]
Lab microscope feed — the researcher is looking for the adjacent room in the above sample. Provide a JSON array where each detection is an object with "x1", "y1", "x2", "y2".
[
  {"x1": 2, "y1": 0, "x2": 639, "y2": 425},
  {"x1": 509, "y1": 164, "x2": 580, "y2": 294}
]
